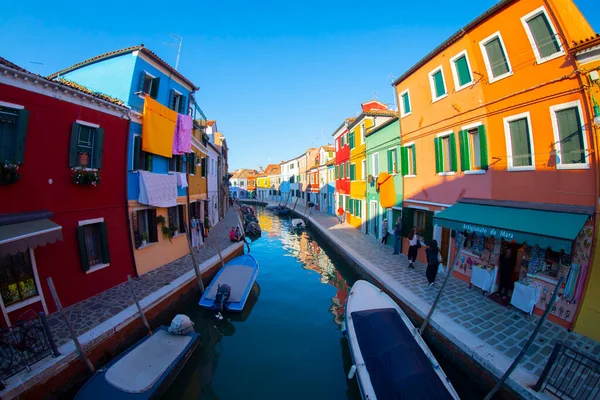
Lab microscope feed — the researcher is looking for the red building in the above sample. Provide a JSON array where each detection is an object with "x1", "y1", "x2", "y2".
[
  {"x1": 0, "y1": 57, "x2": 134, "y2": 327},
  {"x1": 333, "y1": 118, "x2": 353, "y2": 211}
]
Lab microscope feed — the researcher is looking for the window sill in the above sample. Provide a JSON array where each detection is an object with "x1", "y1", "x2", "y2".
[
  {"x1": 86, "y1": 263, "x2": 110, "y2": 274},
  {"x1": 5, "y1": 296, "x2": 42, "y2": 313},
  {"x1": 400, "y1": 111, "x2": 412, "y2": 119},
  {"x1": 431, "y1": 93, "x2": 448, "y2": 104},
  {"x1": 73, "y1": 167, "x2": 99, "y2": 172},
  {"x1": 556, "y1": 163, "x2": 590, "y2": 170},
  {"x1": 137, "y1": 242, "x2": 158, "y2": 250},
  {"x1": 455, "y1": 81, "x2": 475, "y2": 92},
  {"x1": 535, "y1": 51, "x2": 565, "y2": 65},
  {"x1": 463, "y1": 170, "x2": 486, "y2": 175},
  {"x1": 488, "y1": 71, "x2": 513, "y2": 84},
  {"x1": 404, "y1": 174, "x2": 417, "y2": 178},
  {"x1": 437, "y1": 171, "x2": 456, "y2": 176},
  {"x1": 507, "y1": 166, "x2": 535, "y2": 172}
]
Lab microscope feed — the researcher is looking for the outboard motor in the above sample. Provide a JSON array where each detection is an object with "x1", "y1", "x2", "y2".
[{"x1": 214, "y1": 284, "x2": 231, "y2": 320}]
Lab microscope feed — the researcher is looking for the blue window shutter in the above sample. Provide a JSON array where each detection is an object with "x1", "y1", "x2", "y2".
[
  {"x1": 69, "y1": 122, "x2": 80, "y2": 168},
  {"x1": 133, "y1": 136, "x2": 141, "y2": 170},
  {"x1": 138, "y1": 72, "x2": 146, "y2": 93},
  {"x1": 150, "y1": 77, "x2": 160, "y2": 99},
  {"x1": 168, "y1": 89, "x2": 175, "y2": 110},
  {"x1": 76, "y1": 226, "x2": 90, "y2": 272},
  {"x1": 92, "y1": 128, "x2": 104, "y2": 169},
  {"x1": 14, "y1": 109, "x2": 30, "y2": 163},
  {"x1": 179, "y1": 95, "x2": 186, "y2": 114}
]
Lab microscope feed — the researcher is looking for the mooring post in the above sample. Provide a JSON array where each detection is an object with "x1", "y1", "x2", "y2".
[
  {"x1": 127, "y1": 275, "x2": 152, "y2": 334},
  {"x1": 291, "y1": 197, "x2": 300, "y2": 215},
  {"x1": 216, "y1": 238, "x2": 226, "y2": 269},
  {"x1": 47, "y1": 277, "x2": 95, "y2": 373},
  {"x1": 484, "y1": 276, "x2": 565, "y2": 400},
  {"x1": 185, "y1": 226, "x2": 205, "y2": 294},
  {"x1": 420, "y1": 236, "x2": 465, "y2": 335}
]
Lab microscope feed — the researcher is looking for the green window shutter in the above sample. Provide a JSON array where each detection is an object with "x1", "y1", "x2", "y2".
[
  {"x1": 434, "y1": 137, "x2": 442, "y2": 173},
  {"x1": 132, "y1": 211, "x2": 141, "y2": 249},
  {"x1": 528, "y1": 14, "x2": 560, "y2": 58},
  {"x1": 387, "y1": 150, "x2": 393, "y2": 173},
  {"x1": 412, "y1": 145, "x2": 417, "y2": 175},
  {"x1": 145, "y1": 153, "x2": 153, "y2": 171},
  {"x1": 201, "y1": 157, "x2": 206, "y2": 177},
  {"x1": 99, "y1": 222, "x2": 111, "y2": 264},
  {"x1": 349, "y1": 199, "x2": 354, "y2": 214},
  {"x1": 455, "y1": 56, "x2": 472, "y2": 86},
  {"x1": 133, "y1": 136, "x2": 141, "y2": 170},
  {"x1": 335, "y1": 165, "x2": 338, "y2": 178},
  {"x1": 341, "y1": 163, "x2": 344, "y2": 178},
  {"x1": 433, "y1": 71, "x2": 446, "y2": 97},
  {"x1": 150, "y1": 77, "x2": 160, "y2": 99},
  {"x1": 14, "y1": 109, "x2": 30, "y2": 163},
  {"x1": 168, "y1": 89, "x2": 175, "y2": 110},
  {"x1": 350, "y1": 164, "x2": 355, "y2": 180},
  {"x1": 509, "y1": 118, "x2": 532, "y2": 167},
  {"x1": 76, "y1": 226, "x2": 90, "y2": 272},
  {"x1": 138, "y1": 72, "x2": 146, "y2": 93},
  {"x1": 401, "y1": 147, "x2": 409, "y2": 176},
  {"x1": 478, "y1": 125, "x2": 488, "y2": 169},
  {"x1": 402, "y1": 93, "x2": 411, "y2": 114},
  {"x1": 459, "y1": 130, "x2": 468, "y2": 171},
  {"x1": 450, "y1": 133, "x2": 458, "y2": 172},
  {"x1": 423, "y1": 211, "x2": 434, "y2": 244},
  {"x1": 69, "y1": 122, "x2": 80, "y2": 168},
  {"x1": 179, "y1": 95, "x2": 187, "y2": 114},
  {"x1": 556, "y1": 107, "x2": 585, "y2": 164},
  {"x1": 485, "y1": 38, "x2": 510, "y2": 77},
  {"x1": 92, "y1": 128, "x2": 104, "y2": 169},
  {"x1": 345, "y1": 196, "x2": 349, "y2": 210},
  {"x1": 148, "y1": 209, "x2": 158, "y2": 243},
  {"x1": 401, "y1": 208, "x2": 414, "y2": 237},
  {"x1": 349, "y1": 132, "x2": 355, "y2": 149}
]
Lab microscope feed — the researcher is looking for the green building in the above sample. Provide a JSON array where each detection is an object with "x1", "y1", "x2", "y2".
[{"x1": 365, "y1": 118, "x2": 402, "y2": 246}]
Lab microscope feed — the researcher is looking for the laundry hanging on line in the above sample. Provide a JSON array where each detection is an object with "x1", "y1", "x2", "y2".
[
  {"x1": 173, "y1": 114, "x2": 193, "y2": 155},
  {"x1": 142, "y1": 95, "x2": 178, "y2": 158},
  {"x1": 138, "y1": 170, "x2": 178, "y2": 208}
]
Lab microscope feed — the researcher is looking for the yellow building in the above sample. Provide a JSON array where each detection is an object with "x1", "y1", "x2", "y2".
[{"x1": 347, "y1": 101, "x2": 396, "y2": 232}]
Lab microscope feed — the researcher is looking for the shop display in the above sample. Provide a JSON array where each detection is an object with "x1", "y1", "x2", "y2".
[{"x1": 511, "y1": 278, "x2": 542, "y2": 315}]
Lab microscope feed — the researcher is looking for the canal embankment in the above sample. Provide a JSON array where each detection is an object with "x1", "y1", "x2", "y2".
[
  {"x1": 1, "y1": 210, "x2": 244, "y2": 400},
  {"x1": 282, "y1": 202, "x2": 600, "y2": 400}
]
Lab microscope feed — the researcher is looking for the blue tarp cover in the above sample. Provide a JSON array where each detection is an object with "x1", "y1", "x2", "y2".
[{"x1": 351, "y1": 308, "x2": 454, "y2": 400}]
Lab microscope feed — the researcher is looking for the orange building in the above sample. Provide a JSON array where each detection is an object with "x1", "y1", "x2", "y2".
[{"x1": 393, "y1": 0, "x2": 598, "y2": 330}]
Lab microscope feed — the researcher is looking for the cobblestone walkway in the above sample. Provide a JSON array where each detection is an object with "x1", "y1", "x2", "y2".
[
  {"x1": 46, "y1": 208, "x2": 242, "y2": 348},
  {"x1": 287, "y1": 203, "x2": 600, "y2": 379}
]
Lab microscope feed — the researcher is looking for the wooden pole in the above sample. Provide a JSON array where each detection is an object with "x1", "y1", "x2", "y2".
[
  {"x1": 47, "y1": 277, "x2": 95, "y2": 373},
  {"x1": 420, "y1": 235, "x2": 465, "y2": 335},
  {"x1": 483, "y1": 276, "x2": 565, "y2": 400},
  {"x1": 216, "y1": 238, "x2": 226, "y2": 269},
  {"x1": 185, "y1": 171, "x2": 205, "y2": 294},
  {"x1": 127, "y1": 275, "x2": 152, "y2": 334},
  {"x1": 291, "y1": 197, "x2": 300, "y2": 215}
]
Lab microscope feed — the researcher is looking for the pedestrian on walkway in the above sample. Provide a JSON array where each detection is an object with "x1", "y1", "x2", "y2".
[
  {"x1": 393, "y1": 216, "x2": 402, "y2": 255},
  {"x1": 337, "y1": 206, "x2": 345, "y2": 224},
  {"x1": 407, "y1": 228, "x2": 420, "y2": 269},
  {"x1": 381, "y1": 219, "x2": 388, "y2": 244},
  {"x1": 425, "y1": 240, "x2": 442, "y2": 287},
  {"x1": 498, "y1": 247, "x2": 515, "y2": 300}
]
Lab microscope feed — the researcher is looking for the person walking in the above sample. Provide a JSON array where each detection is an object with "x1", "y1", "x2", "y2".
[
  {"x1": 407, "y1": 228, "x2": 420, "y2": 269},
  {"x1": 381, "y1": 219, "x2": 388, "y2": 244},
  {"x1": 425, "y1": 240, "x2": 442, "y2": 287},
  {"x1": 498, "y1": 247, "x2": 515, "y2": 300},
  {"x1": 337, "y1": 205, "x2": 345, "y2": 224},
  {"x1": 393, "y1": 216, "x2": 402, "y2": 255}
]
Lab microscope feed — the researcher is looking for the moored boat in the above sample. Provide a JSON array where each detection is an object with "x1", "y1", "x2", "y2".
[{"x1": 343, "y1": 280, "x2": 459, "y2": 400}]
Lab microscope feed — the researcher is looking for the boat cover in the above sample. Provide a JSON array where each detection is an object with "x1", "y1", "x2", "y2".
[
  {"x1": 351, "y1": 308, "x2": 454, "y2": 400},
  {"x1": 204, "y1": 265, "x2": 255, "y2": 302}
]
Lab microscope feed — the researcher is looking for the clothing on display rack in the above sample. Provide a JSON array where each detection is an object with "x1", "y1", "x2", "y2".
[{"x1": 190, "y1": 218, "x2": 204, "y2": 248}]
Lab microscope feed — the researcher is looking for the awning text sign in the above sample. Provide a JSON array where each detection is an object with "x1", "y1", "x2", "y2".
[{"x1": 462, "y1": 223, "x2": 515, "y2": 240}]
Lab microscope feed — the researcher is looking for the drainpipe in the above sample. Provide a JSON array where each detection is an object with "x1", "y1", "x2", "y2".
[{"x1": 122, "y1": 110, "x2": 139, "y2": 277}]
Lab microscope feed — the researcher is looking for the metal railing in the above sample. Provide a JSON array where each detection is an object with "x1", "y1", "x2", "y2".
[
  {"x1": 535, "y1": 341, "x2": 600, "y2": 400},
  {"x1": 0, "y1": 312, "x2": 60, "y2": 385}
]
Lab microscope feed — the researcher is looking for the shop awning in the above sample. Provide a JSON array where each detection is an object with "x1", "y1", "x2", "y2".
[
  {"x1": 0, "y1": 219, "x2": 63, "y2": 257},
  {"x1": 433, "y1": 201, "x2": 589, "y2": 251}
]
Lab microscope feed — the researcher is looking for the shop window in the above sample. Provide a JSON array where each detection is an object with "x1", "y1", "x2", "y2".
[
  {"x1": 132, "y1": 209, "x2": 158, "y2": 248},
  {"x1": 428, "y1": 66, "x2": 447, "y2": 102},
  {"x1": 372, "y1": 153, "x2": 379, "y2": 176},
  {"x1": 550, "y1": 101, "x2": 588, "y2": 168},
  {"x1": 69, "y1": 122, "x2": 104, "y2": 169},
  {"x1": 521, "y1": 7, "x2": 563, "y2": 62},
  {"x1": 480, "y1": 32, "x2": 512, "y2": 82},
  {"x1": 139, "y1": 72, "x2": 160, "y2": 99},
  {"x1": 450, "y1": 51, "x2": 474, "y2": 90},
  {"x1": 77, "y1": 220, "x2": 110, "y2": 272},
  {"x1": 434, "y1": 132, "x2": 457, "y2": 174},
  {"x1": 387, "y1": 148, "x2": 398, "y2": 173},
  {"x1": 0, "y1": 104, "x2": 29, "y2": 164},
  {"x1": 400, "y1": 90, "x2": 411, "y2": 117},
  {"x1": 132, "y1": 136, "x2": 153, "y2": 171},
  {"x1": 459, "y1": 125, "x2": 488, "y2": 171},
  {"x1": 504, "y1": 112, "x2": 535, "y2": 170},
  {"x1": 401, "y1": 144, "x2": 416, "y2": 176},
  {"x1": 0, "y1": 251, "x2": 39, "y2": 307}
]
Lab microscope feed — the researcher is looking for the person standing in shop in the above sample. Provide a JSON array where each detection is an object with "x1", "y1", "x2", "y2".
[
  {"x1": 498, "y1": 247, "x2": 515, "y2": 300},
  {"x1": 393, "y1": 216, "x2": 402, "y2": 255},
  {"x1": 381, "y1": 219, "x2": 388, "y2": 244},
  {"x1": 425, "y1": 240, "x2": 442, "y2": 287},
  {"x1": 407, "y1": 227, "x2": 420, "y2": 269}
]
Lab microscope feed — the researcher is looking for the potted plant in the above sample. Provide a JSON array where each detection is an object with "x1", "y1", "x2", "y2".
[
  {"x1": 140, "y1": 231, "x2": 148, "y2": 246},
  {"x1": 0, "y1": 163, "x2": 20, "y2": 185},
  {"x1": 71, "y1": 168, "x2": 101, "y2": 186}
]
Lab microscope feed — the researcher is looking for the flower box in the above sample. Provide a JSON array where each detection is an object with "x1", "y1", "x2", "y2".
[
  {"x1": 71, "y1": 168, "x2": 101, "y2": 186},
  {"x1": 0, "y1": 163, "x2": 20, "y2": 185}
]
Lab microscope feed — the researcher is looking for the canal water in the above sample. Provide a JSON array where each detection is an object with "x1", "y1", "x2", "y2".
[{"x1": 164, "y1": 207, "x2": 486, "y2": 400}]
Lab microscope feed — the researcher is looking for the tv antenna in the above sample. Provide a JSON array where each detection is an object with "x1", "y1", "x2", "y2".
[
  {"x1": 164, "y1": 33, "x2": 182, "y2": 70},
  {"x1": 30, "y1": 61, "x2": 43, "y2": 75}
]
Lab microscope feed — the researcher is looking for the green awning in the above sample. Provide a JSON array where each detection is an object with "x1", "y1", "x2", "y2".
[
  {"x1": 433, "y1": 202, "x2": 589, "y2": 252},
  {"x1": 0, "y1": 219, "x2": 63, "y2": 257}
]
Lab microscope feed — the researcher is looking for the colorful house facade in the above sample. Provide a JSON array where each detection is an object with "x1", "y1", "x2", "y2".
[
  {"x1": 392, "y1": 0, "x2": 598, "y2": 329},
  {"x1": 0, "y1": 57, "x2": 135, "y2": 326},
  {"x1": 264, "y1": 164, "x2": 281, "y2": 202},
  {"x1": 333, "y1": 119, "x2": 353, "y2": 220}
]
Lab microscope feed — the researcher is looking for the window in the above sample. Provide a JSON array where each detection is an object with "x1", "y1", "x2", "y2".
[
  {"x1": 401, "y1": 144, "x2": 416, "y2": 176},
  {"x1": 428, "y1": 66, "x2": 447, "y2": 102},
  {"x1": 521, "y1": 7, "x2": 563, "y2": 63},
  {"x1": 132, "y1": 136, "x2": 152, "y2": 171},
  {"x1": 350, "y1": 163, "x2": 356, "y2": 180},
  {"x1": 168, "y1": 205, "x2": 186, "y2": 235},
  {"x1": 349, "y1": 198, "x2": 354, "y2": 214},
  {"x1": 355, "y1": 200, "x2": 362, "y2": 218},
  {"x1": 362, "y1": 159, "x2": 366, "y2": 180},
  {"x1": 414, "y1": 210, "x2": 426, "y2": 231},
  {"x1": 503, "y1": 112, "x2": 535, "y2": 170},
  {"x1": 349, "y1": 132, "x2": 355, "y2": 149},
  {"x1": 459, "y1": 124, "x2": 488, "y2": 171},
  {"x1": 345, "y1": 161, "x2": 350, "y2": 179},
  {"x1": 480, "y1": 32, "x2": 512, "y2": 82},
  {"x1": 240, "y1": 181, "x2": 244, "y2": 187},
  {"x1": 69, "y1": 122, "x2": 104, "y2": 169},
  {"x1": 169, "y1": 155, "x2": 183, "y2": 172},
  {"x1": 77, "y1": 220, "x2": 110, "y2": 272},
  {"x1": 399, "y1": 90, "x2": 411, "y2": 118},
  {"x1": 345, "y1": 195, "x2": 350, "y2": 211},
  {"x1": 360, "y1": 123, "x2": 365, "y2": 143},
  {"x1": 450, "y1": 51, "x2": 474, "y2": 91},
  {"x1": 550, "y1": 101, "x2": 588, "y2": 169},
  {"x1": 139, "y1": 72, "x2": 160, "y2": 99},
  {"x1": 387, "y1": 148, "x2": 398, "y2": 173},
  {"x1": 434, "y1": 133, "x2": 457, "y2": 174},
  {"x1": 0, "y1": 251, "x2": 39, "y2": 307},
  {"x1": 132, "y1": 209, "x2": 158, "y2": 248},
  {"x1": 169, "y1": 90, "x2": 186, "y2": 113},
  {"x1": 201, "y1": 157, "x2": 206, "y2": 177},
  {"x1": 340, "y1": 135, "x2": 345, "y2": 147},
  {"x1": 340, "y1": 163, "x2": 345, "y2": 179},
  {"x1": 372, "y1": 153, "x2": 379, "y2": 176},
  {"x1": 0, "y1": 103, "x2": 29, "y2": 164}
]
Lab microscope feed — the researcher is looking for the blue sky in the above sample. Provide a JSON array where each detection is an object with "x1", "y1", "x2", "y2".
[{"x1": 1, "y1": 0, "x2": 598, "y2": 171}]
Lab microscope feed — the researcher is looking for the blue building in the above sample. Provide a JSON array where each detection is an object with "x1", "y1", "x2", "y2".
[{"x1": 49, "y1": 45, "x2": 199, "y2": 275}]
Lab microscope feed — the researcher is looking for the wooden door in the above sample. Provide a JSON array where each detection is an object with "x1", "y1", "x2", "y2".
[{"x1": 440, "y1": 227, "x2": 450, "y2": 265}]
